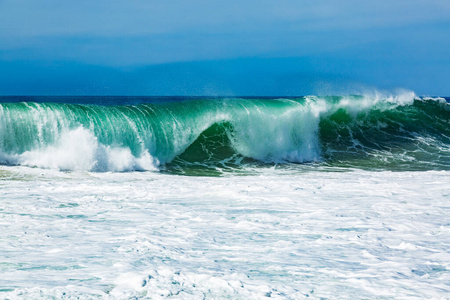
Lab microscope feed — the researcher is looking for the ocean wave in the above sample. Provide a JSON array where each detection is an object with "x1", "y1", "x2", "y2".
[{"x1": 0, "y1": 92, "x2": 449, "y2": 172}]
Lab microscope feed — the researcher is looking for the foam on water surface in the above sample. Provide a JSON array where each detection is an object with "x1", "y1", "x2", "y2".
[
  {"x1": 1, "y1": 166, "x2": 449, "y2": 298},
  {"x1": 1, "y1": 94, "x2": 449, "y2": 298}
]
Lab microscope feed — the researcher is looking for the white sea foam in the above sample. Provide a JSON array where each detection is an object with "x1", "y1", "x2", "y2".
[
  {"x1": 0, "y1": 127, "x2": 159, "y2": 172},
  {"x1": 0, "y1": 166, "x2": 449, "y2": 298},
  {"x1": 229, "y1": 99, "x2": 324, "y2": 163}
]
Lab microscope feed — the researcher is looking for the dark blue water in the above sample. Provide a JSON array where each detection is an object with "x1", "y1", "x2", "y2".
[{"x1": 2, "y1": 95, "x2": 446, "y2": 106}]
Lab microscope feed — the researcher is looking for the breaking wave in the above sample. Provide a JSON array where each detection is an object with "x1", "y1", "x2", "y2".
[{"x1": 0, "y1": 92, "x2": 449, "y2": 173}]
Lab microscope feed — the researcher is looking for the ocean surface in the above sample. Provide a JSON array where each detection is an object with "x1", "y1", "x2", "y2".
[{"x1": 0, "y1": 93, "x2": 449, "y2": 298}]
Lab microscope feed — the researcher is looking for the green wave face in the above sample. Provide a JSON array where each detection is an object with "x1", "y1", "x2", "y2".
[
  {"x1": 319, "y1": 98, "x2": 450, "y2": 171},
  {"x1": 0, "y1": 95, "x2": 449, "y2": 174}
]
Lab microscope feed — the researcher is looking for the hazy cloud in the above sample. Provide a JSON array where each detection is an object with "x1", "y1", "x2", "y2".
[{"x1": 0, "y1": 0, "x2": 449, "y2": 94}]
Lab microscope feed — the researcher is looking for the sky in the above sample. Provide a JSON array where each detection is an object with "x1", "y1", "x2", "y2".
[{"x1": 0, "y1": 0, "x2": 449, "y2": 96}]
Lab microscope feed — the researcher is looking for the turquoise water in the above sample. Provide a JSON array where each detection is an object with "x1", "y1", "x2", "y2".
[{"x1": 1, "y1": 94, "x2": 449, "y2": 175}]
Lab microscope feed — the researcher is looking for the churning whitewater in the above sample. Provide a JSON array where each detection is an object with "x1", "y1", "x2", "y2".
[
  {"x1": 1, "y1": 93, "x2": 450, "y2": 299},
  {"x1": 0, "y1": 93, "x2": 449, "y2": 174}
]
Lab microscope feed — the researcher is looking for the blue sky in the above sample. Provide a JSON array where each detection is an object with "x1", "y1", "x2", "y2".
[{"x1": 0, "y1": 0, "x2": 449, "y2": 95}]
